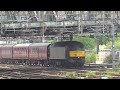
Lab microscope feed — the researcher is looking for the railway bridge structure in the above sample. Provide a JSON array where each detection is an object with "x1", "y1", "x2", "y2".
[
  {"x1": 0, "y1": 11, "x2": 119, "y2": 37},
  {"x1": 0, "y1": 11, "x2": 119, "y2": 70}
]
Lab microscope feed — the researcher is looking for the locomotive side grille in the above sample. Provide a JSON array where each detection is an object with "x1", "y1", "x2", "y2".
[
  {"x1": 49, "y1": 47, "x2": 66, "y2": 59},
  {"x1": 69, "y1": 51, "x2": 85, "y2": 58}
]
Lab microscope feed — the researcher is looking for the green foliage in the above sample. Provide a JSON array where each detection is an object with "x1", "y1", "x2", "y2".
[
  {"x1": 62, "y1": 72, "x2": 79, "y2": 78},
  {"x1": 73, "y1": 35, "x2": 96, "y2": 50},
  {"x1": 17, "y1": 38, "x2": 23, "y2": 44},
  {"x1": 105, "y1": 37, "x2": 120, "y2": 49},
  {"x1": 115, "y1": 37, "x2": 120, "y2": 49},
  {"x1": 47, "y1": 40, "x2": 57, "y2": 43},
  {"x1": 99, "y1": 35, "x2": 109, "y2": 45},
  {"x1": 60, "y1": 69, "x2": 120, "y2": 78},
  {"x1": 85, "y1": 49, "x2": 96, "y2": 63}
]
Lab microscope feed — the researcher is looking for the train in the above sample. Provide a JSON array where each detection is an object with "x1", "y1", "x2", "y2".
[{"x1": 0, "y1": 41, "x2": 85, "y2": 68}]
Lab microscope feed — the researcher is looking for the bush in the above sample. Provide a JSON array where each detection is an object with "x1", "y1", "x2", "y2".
[
  {"x1": 47, "y1": 40, "x2": 57, "y2": 43},
  {"x1": 104, "y1": 54, "x2": 112, "y2": 64},
  {"x1": 73, "y1": 35, "x2": 96, "y2": 50},
  {"x1": 105, "y1": 37, "x2": 120, "y2": 49},
  {"x1": 85, "y1": 50, "x2": 96, "y2": 63},
  {"x1": 104, "y1": 54, "x2": 119, "y2": 64},
  {"x1": 99, "y1": 35, "x2": 109, "y2": 45}
]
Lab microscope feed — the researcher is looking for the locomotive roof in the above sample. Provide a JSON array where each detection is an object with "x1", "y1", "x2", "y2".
[{"x1": 50, "y1": 41, "x2": 84, "y2": 47}]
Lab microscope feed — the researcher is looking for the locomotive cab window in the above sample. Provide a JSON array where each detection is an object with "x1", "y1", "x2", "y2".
[{"x1": 69, "y1": 45, "x2": 84, "y2": 51}]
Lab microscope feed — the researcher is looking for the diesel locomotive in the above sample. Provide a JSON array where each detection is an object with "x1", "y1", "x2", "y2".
[{"x1": 0, "y1": 41, "x2": 85, "y2": 68}]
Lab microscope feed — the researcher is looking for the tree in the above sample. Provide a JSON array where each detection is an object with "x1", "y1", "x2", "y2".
[{"x1": 73, "y1": 35, "x2": 96, "y2": 50}]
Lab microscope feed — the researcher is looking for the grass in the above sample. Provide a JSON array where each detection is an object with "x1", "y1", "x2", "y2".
[{"x1": 58, "y1": 69, "x2": 120, "y2": 79}]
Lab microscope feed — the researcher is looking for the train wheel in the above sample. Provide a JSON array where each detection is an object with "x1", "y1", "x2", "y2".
[
  {"x1": 32, "y1": 61, "x2": 35, "y2": 66},
  {"x1": 9, "y1": 60, "x2": 12, "y2": 64},
  {"x1": 7, "y1": 60, "x2": 9, "y2": 64},
  {"x1": 34, "y1": 61, "x2": 37, "y2": 66},
  {"x1": 15, "y1": 60, "x2": 18, "y2": 64},
  {"x1": 43, "y1": 61, "x2": 47, "y2": 67},
  {"x1": 6, "y1": 60, "x2": 9, "y2": 64},
  {"x1": 5, "y1": 60, "x2": 8, "y2": 64},
  {"x1": 24, "y1": 60, "x2": 26, "y2": 65},
  {"x1": 37, "y1": 61, "x2": 39, "y2": 66},
  {"x1": 17, "y1": 60, "x2": 20, "y2": 65},
  {"x1": 14, "y1": 60, "x2": 17, "y2": 64},
  {"x1": 2, "y1": 59, "x2": 5, "y2": 64},
  {"x1": 30, "y1": 61, "x2": 33, "y2": 66},
  {"x1": 29, "y1": 61, "x2": 31, "y2": 65},
  {"x1": 26, "y1": 60, "x2": 29, "y2": 65},
  {"x1": 41, "y1": 61, "x2": 44, "y2": 67},
  {"x1": 31, "y1": 61, "x2": 34, "y2": 66},
  {"x1": 32, "y1": 61, "x2": 35, "y2": 65},
  {"x1": 80, "y1": 63, "x2": 84, "y2": 69},
  {"x1": 52, "y1": 61, "x2": 56, "y2": 67},
  {"x1": 0, "y1": 60, "x2": 1, "y2": 64}
]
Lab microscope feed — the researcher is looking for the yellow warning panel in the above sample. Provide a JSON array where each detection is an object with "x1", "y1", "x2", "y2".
[{"x1": 69, "y1": 51, "x2": 85, "y2": 57}]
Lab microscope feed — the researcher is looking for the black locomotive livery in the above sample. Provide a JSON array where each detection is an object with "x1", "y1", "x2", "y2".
[{"x1": 48, "y1": 41, "x2": 85, "y2": 68}]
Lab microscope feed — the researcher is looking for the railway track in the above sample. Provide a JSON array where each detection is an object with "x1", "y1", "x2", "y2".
[
  {"x1": 0, "y1": 64, "x2": 73, "y2": 79},
  {"x1": 0, "y1": 68, "x2": 69, "y2": 79},
  {"x1": 83, "y1": 63, "x2": 112, "y2": 70},
  {"x1": 0, "y1": 63, "x2": 113, "y2": 79}
]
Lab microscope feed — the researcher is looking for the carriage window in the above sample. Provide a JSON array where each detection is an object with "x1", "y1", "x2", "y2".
[
  {"x1": 43, "y1": 48, "x2": 45, "y2": 53},
  {"x1": 7, "y1": 49, "x2": 11, "y2": 54},
  {"x1": 36, "y1": 48, "x2": 38, "y2": 53},
  {"x1": 26, "y1": 49, "x2": 28, "y2": 53},
  {"x1": 33, "y1": 48, "x2": 35, "y2": 54},
  {"x1": 24, "y1": 49, "x2": 26, "y2": 54},
  {"x1": 19, "y1": 48, "x2": 21, "y2": 54},
  {"x1": 42, "y1": 48, "x2": 44, "y2": 53},
  {"x1": 39, "y1": 48, "x2": 41, "y2": 53},
  {"x1": 24, "y1": 48, "x2": 25, "y2": 54},
  {"x1": 41, "y1": 48, "x2": 43, "y2": 53},
  {"x1": 14, "y1": 48, "x2": 18, "y2": 54},
  {"x1": 32, "y1": 48, "x2": 37, "y2": 54},
  {"x1": 43, "y1": 47, "x2": 45, "y2": 53},
  {"x1": 31, "y1": 48, "x2": 33, "y2": 53}
]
